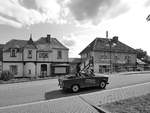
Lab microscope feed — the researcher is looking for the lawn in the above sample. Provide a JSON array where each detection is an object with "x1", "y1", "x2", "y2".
[{"x1": 102, "y1": 93, "x2": 150, "y2": 113}]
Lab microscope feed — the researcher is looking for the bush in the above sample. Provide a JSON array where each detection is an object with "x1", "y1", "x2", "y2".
[{"x1": 0, "y1": 70, "x2": 14, "y2": 81}]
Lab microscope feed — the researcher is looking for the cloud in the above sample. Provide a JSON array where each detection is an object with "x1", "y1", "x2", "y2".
[
  {"x1": 145, "y1": 0, "x2": 150, "y2": 7},
  {"x1": 61, "y1": 35, "x2": 76, "y2": 47},
  {"x1": 35, "y1": 0, "x2": 61, "y2": 22},
  {"x1": 0, "y1": 0, "x2": 43, "y2": 27},
  {"x1": 0, "y1": 0, "x2": 67, "y2": 28},
  {"x1": 0, "y1": 0, "x2": 133, "y2": 28},
  {"x1": 19, "y1": 0, "x2": 37, "y2": 9},
  {"x1": 0, "y1": 16, "x2": 22, "y2": 28},
  {"x1": 67, "y1": 0, "x2": 130, "y2": 24}
]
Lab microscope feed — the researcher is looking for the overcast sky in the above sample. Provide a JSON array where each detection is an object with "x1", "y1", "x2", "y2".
[{"x1": 0, "y1": 0, "x2": 150, "y2": 57}]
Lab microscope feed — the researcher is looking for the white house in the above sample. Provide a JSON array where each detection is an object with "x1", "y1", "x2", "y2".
[{"x1": 2, "y1": 34, "x2": 69, "y2": 77}]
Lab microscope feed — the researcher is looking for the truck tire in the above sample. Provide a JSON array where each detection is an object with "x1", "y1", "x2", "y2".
[
  {"x1": 71, "y1": 84, "x2": 80, "y2": 93},
  {"x1": 99, "y1": 81, "x2": 106, "y2": 89}
]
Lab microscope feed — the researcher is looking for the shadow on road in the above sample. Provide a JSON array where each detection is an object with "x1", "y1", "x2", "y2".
[{"x1": 45, "y1": 87, "x2": 103, "y2": 100}]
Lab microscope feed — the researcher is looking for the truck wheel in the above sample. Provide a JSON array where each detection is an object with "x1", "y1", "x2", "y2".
[
  {"x1": 71, "y1": 84, "x2": 80, "y2": 93},
  {"x1": 99, "y1": 81, "x2": 106, "y2": 89}
]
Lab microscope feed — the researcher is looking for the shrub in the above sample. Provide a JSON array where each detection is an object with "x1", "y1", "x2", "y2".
[{"x1": 0, "y1": 70, "x2": 14, "y2": 81}]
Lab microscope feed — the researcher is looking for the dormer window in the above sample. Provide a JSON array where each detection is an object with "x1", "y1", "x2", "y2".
[
  {"x1": 10, "y1": 49, "x2": 17, "y2": 57},
  {"x1": 28, "y1": 50, "x2": 32, "y2": 58}
]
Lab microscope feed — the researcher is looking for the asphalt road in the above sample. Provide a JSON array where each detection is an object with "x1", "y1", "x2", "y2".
[{"x1": 0, "y1": 72, "x2": 150, "y2": 107}]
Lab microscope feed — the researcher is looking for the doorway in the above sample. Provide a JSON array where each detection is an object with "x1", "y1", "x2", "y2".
[{"x1": 41, "y1": 64, "x2": 47, "y2": 77}]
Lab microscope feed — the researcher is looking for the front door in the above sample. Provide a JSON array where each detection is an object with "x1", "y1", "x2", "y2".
[{"x1": 41, "y1": 64, "x2": 47, "y2": 77}]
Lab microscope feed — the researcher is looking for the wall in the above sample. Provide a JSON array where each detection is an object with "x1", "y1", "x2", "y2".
[
  {"x1": 93, "y1": 51, "x2": 136, "y2": 73},
  {"x1": 37, "y1": 51, "x2": 53, "y2": 62},
  {"x1": 94, "y1": 51, "x2": 136, "y2": 64},
  {"x1": 3, "y1": 63, "x2": 23, "y2": 77},
  {"x1": 3, "y1": 52, "x2": 22, "y2": 61},
  {"x1": 24, "y1": 63, "x2": 36, "y2": 77},
  {"x1": 52, "y1": 49, "x2": 68, "y2": 62},
  {"x1": 37, "y1": 49, "x2": 68, "y2": 62},
  {"x1": 23, "y1": 49, "x2": 37, "y2": 61}
]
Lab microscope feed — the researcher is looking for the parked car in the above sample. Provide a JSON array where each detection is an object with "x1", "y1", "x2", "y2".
[{"x1": 58, "y1": 73, "x2": 109, "y2": 92}]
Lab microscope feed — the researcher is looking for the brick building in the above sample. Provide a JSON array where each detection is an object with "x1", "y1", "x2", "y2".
[{"x1": 79, "y1": 36, "x2": 137, "y2": 73}]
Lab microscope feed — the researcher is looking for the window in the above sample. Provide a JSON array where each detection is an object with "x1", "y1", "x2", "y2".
[
  {"x1": 114, "y1": 56, "x2": 118, "y2": 62},
  {"x1": 39, "y1": 52, "x2": 48, "y2": 58},
  {"x1": 57, "y1": 51, "x2": 62, "y2": 59},
  {"x1": 28, "y1": 50, "x2": 32, "y2": 58},
  {"x1": 10, "y1": 65, "x2": 18, "y2": 75},
  {"x1": 125, "y1": 56, "x2": 131, "y2": 64},
  {"x1": 28, "y1": 69, "x2": 31, "y2": 74},
  {"x1": 10, "y1": 49, "x2": 16, "y2": 57}
]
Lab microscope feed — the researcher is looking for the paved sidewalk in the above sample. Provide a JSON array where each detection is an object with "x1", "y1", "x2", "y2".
[
  {"x1": 111, "y1": 71, "x2": 150, "y2": 75},
  {"x1": 81, "y1": 82, "x2": 150, "y2": 108},
  {"x1": 0, "y1": 96, "x2": 101, "y2": 113}
]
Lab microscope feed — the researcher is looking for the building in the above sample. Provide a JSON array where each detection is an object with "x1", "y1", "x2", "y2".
[
  {"x1": 2, "y1": 34, "x2": 69, "y2": 77},
  {"x1": 69, "y1": 58, "x2": 81, "y2": 74},
  {"x1": 79, "y1": 36, "x2": 137, "y2": 73},
  {"x1": 0, "y1": 44, "x2": 4, "y2": 73}
]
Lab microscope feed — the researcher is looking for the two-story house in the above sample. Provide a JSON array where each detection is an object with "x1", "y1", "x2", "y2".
[
  {"x1": 79, "y1": 36, "x2": 137, "y2": 73},
  {"x1": 2, "y1": 34, "x2": 69, "y2": 77}
]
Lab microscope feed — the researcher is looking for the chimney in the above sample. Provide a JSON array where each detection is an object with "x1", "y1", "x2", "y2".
[
  {"x1": 106, "y1": 31, "x2": 108, "y2": 38},
  {"x1": 47, "y1": 34, "x2": 51, "y2": 43},
  {"x1": 112, "y1": 36, "x2": 118, "y2": 43}
]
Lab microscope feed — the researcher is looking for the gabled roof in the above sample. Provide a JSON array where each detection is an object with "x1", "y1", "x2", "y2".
[
  {"x1": 3, "y1": 39, "x2": 27, "y2": 52},
  {"x1": 79, "y1": 37, "x2": 137, "y2": 55},
  {"x1": 3, "y1": 36, "x2": 69, "y2": 52},
  {"x1": 36, "y1": 37, "x2": 68, "y2": 50},
  {"x1": 24, "y1": 38, "x2": 37, "y2": 49}
]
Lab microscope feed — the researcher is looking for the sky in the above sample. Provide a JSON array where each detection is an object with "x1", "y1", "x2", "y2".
[{"x1": 0, "y1": 0, "x2": 150, "y2": 58}]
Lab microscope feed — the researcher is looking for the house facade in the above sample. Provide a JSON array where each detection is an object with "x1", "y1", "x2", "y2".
[
  {"x1": 79, "y1": 36, "x2": 137, "y2": 73},
  {"x1": 2, "y1": 34, "x2": 69, "y2": 77}
]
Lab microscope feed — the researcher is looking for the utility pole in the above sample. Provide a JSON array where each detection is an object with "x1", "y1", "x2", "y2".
[
  {"x1": 106, "y1": 30, "x2": 112, "y2": 74},
  {"x1": 108, "y1": 39, "x2": 112, "y2": 74}
]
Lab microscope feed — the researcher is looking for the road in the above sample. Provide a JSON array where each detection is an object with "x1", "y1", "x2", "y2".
[{"x1": 0, "y1": 72, "x2": 150, "y2": 107}]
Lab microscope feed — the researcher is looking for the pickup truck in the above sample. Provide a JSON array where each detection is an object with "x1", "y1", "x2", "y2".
[{"x1": 58, "y1": 73, "x2": 109, "y2": 92}]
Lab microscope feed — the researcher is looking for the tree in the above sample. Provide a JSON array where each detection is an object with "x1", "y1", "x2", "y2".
[{"x1": 136, "y1": 48, "x2": 147, "y2": 60}]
